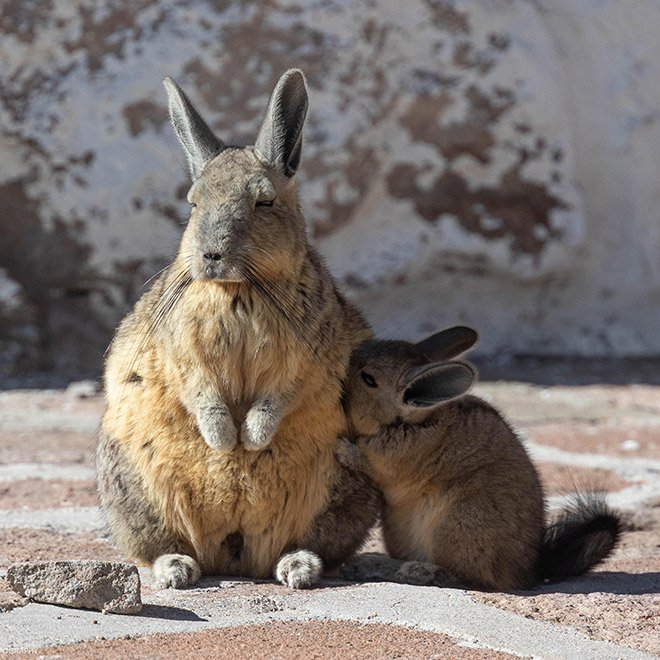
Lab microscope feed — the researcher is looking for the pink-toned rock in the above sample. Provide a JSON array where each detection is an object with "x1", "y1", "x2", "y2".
[
  {"x1": 0, "y1": 578, "x2": 27, "y2": 613},
  {"x1": 65, "y1": 380, "x2": 102, "y2": 399}
]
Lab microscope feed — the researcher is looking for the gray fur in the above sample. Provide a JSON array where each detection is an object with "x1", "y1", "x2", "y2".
[
  {"x1": 403, "y1": 362, "x2": 476, "y2": 407},
  {"x1": 300, "y1": 462, "x2": 382, "y2": 570},
  {"x1": 340, "y1": 326, "x2": 621, "y2": 590},
  {"x1": 275, "y1": 550, "x2": 323, "y2": 589},
  {"x1": 341, "y1": 553, "x2": 460, "y2": 588},
  {"x1": 241, "y1": 392, "x2": 293, "y2": 451},
  {"x1": 192, "y1": 391, "x2": 237, "y2": 452},
  {"x1": 96, "y1": 432, "x2": 187, "y2": 563},
  {"x1": 153, "y1": 554, "x2": 201, "y2": 589},
  {"x1": 274, "y1": 462, "x2": 381, "y2": 588},
  {"x1": 414, "y1": 325, "x2": 478, "y2": 362},
  {"x1": 255, "y1": 69, "x2": 308, "y2": 177},
  {"x1": 163, "y1": 76, "x2": 225, "y2": 180}
]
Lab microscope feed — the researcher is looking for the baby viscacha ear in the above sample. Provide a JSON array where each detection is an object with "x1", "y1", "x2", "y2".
[
  {"x1": 163, "y1": 77, "x2": 225, "y2": 180},
  {"x1": 415, "y1": 326, "x2": 478, "y2": 362},
  {"x1": 255, "y1": 69, "x2": 309, "y2": 177},
  {"x1": 402, "y1": 361, "x2": 476, "y2": 408}
]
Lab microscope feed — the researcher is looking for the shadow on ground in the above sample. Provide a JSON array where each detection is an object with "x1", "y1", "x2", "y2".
[
  {"x1": 524, "y1": 571, "x2": 660, "y2": 596},
  {"x1": 139, "y1": 604, "x2": 207, "y2": 622}
]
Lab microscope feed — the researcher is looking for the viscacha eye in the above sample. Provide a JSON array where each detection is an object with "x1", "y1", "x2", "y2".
[
  {"x1": 256, "y1": 199, "x2": 274, "y2": 208},
  {"x1": 361, "y1": 371, "x2": 377, "y2": 388},
  {"x1": 190, "y1": 202, "x2": 197, "y2": 208}
]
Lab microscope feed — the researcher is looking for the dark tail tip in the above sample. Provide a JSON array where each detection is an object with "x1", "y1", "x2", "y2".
[{"x1": 537, "y1": 492, "x2": 622, "y2": 583}]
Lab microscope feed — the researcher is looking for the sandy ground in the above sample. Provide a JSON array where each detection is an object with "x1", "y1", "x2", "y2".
[{"x1": 0, "y1": 383, "x2": 658, "y2": 658}]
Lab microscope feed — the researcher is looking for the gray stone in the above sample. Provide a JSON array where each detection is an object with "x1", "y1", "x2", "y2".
[{"x1": 6, "y1": 561, "x2": 142, "y2": 615}]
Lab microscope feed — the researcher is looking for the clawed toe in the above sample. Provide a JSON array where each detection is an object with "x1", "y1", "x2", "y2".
[
  {"x1": 153, "y1": 554, "x2": 201, "y2": 589},
  {"x1": 275, "y1": 550, "x2": 322, "y2": 589}
]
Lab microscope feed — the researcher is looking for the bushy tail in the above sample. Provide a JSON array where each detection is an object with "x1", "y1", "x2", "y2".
[{"x1": 537, "y1": 492, "x2": 622, "y2": 583}]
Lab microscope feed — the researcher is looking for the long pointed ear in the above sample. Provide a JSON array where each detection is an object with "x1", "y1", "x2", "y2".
[
  {"x1": 415, "y1": 326, "x2": 478, "y2": 362},
  {"x1": 163, "y1": 77, "x2": 225, "y2": 180},
  {"x1": 403, "y1": 362, "x2": 476, "y2": 408},
  {"x1": 255, "y1": 69, "x2": 308, "y2": 177}
]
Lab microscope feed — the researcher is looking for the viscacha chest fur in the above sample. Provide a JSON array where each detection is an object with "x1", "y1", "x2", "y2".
[{"x1": 102, "y1": 265, "x2": 370, "y2": 577}]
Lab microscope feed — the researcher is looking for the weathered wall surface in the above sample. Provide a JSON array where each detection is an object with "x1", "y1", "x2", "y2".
[{"x1": 1, "y1": 0, "x2": 659, "y2": 378}]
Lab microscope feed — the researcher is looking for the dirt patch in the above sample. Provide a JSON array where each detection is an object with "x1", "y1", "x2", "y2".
[
  {"x1": 0, "y1": 430, "x2": 95, "y2": 465},
  {"x1": 0, "y1": 480, "x2": 98, "y2": 510},
  {"x1": 0, "y1": 390, "x2": 104, "y2": 415},
  {"x1": 0, "y1": 529, "x2": 124, "y2": 567},
  {"x1": 535, "y1": 462, "x2": 634, "y2": 495},
  {"x1": 122, "y1": 100, "x2": 168, "y2": 137},
  {"x1": 527, "y1": 423, "x2": 660, "y2": 459},
  {"x1": 0, "y1": 176, "x2": 109, "y2": 377},
  {"x1": 386, "y1": 155, "x2": 566, "y2": 257},
  {"x1": 0, "y1": 621, "x2": 518, "y2": 659},
  {"x1": 473, "y1": 501, "x2": 660, "y2": 655},
  {"x1": 474, "y1": 589, "x2": 659, "y2": 656}
]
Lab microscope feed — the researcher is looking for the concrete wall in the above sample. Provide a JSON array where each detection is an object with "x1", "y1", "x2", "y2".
[{"x1": 1, "y1": 0, "x2": 659, "y2": 378}]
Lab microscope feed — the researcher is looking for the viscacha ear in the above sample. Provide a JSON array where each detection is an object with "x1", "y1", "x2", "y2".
[
  {"x1": 255, "y1": 69, "x2": 308, "y2": 177},
  {"x1": 415, "y1": 326, "x2": 478, "y2": 362},
  {"x1": 163, "y1": 77, "x2": 225, "y2": 180},
  {"x1": 403, "y1": 361, "x2": 476, "y2": 408}
]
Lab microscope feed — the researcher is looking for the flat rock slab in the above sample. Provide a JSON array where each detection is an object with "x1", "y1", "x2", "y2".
[{"x1": 6, "y1": 560, "x2": 142, "y2": 614}]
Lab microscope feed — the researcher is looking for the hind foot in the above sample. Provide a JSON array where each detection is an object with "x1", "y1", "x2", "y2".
[
  {"x1": 341, "y1": 553, "x2": 399, "y2": 582},
  {"x1": 153, "y1": 554, "x2": 201, "y2": 589},
  {"x1": 395, "y1": 560, "x2": 457, "y2": 587},
  {"x1": 275, "y1": 549, "x2": 322, "y2": 589}
]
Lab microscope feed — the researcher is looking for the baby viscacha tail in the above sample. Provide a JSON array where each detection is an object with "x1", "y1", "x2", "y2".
[{"x1": 536, "y1": 492, "x2": 622, "y2": 583}]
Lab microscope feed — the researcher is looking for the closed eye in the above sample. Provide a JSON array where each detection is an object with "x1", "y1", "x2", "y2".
[
  {"x1": 256, "y1": 199, "x2": 275, "y2": 208},
  {"x1": 361, "y1": 371, "x2": 377, "y2": 388}
]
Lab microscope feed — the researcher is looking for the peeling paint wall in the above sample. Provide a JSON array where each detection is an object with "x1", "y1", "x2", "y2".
[{"x1": 1, "y1": 0, "x2": 659, "y2": 378}]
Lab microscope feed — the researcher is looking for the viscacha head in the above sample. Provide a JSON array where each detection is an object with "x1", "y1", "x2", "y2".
[
  {"x1": 163, "y1": 70, "x2": 310, "y2": 285},
  {"x1": 343, "y1": 326, "x2": 479, "y2": 436}
]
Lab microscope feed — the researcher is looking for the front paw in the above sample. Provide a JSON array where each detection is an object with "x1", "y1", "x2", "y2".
[
  {"x1": 335, "y1": 437, "x2": 362, "y2": 471},
  {"x1": 153, "y1": 554, "x2": 201, "y2": 589},
  {"x1": 275, "y1": 550, "x2": 323, "y2": 589},
  {"x1": 197, "y1": 409, "x2": 237, "y2": 452},
  {"x1": 340, "y1": 553, "x2": 396, "y2": 582},
  {"x1": 241, "y1": 407, "x2": 279, "y2": 451}
]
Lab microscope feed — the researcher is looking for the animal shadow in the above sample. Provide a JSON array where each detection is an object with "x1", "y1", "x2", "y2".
[
  {"x1": 525, "y1": 570, "x2": 659, "y2": 596},
  {"x1": 138, "y1": 604, "x2": 207, "y2": 621}
]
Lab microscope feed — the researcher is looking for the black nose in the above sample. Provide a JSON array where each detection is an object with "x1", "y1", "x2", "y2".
[{"x1": 203, "y1": 252, "x2": 222, "y2": 262}]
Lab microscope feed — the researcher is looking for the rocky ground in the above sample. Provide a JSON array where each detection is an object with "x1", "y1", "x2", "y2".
[{"x1": 0, "y1": 382, "x2": 658, "y2": 658}]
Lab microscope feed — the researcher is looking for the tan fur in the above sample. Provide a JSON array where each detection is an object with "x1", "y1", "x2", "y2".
[
  {"x1": 364, "y1": 399, "x2": 544, "y2": 589},
  {"x1": 341, "y1": 337, "x2": 545, "y2": 590},
  {"x1": 101, "y1": 139, "x2": 371, "y2": 577}
]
